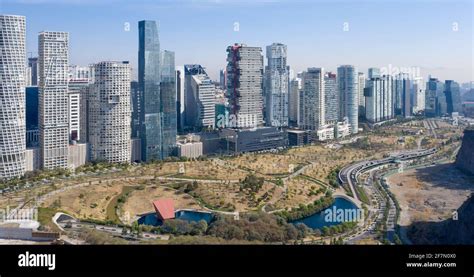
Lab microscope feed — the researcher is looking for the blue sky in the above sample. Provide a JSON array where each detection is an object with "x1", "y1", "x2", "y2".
[{"x1": 2, "y1": 0, "x2": 473, "y2": 82}]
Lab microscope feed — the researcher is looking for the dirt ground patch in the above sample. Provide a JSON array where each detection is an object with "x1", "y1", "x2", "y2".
[
  {"x1": 41, "y1": 180, "x2": 136, "y2": 220},
  {"x1": 387, "y1": 163, "x2": 474, "y2": 226}
]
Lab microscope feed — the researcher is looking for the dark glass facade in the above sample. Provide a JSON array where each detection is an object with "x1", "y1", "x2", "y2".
[
  {"x1": 139, "y1": 20, "x2": 162, "y2": 161},
  {"x1": 160, "y1": 50, "x2": 177, "y2": 158},
  {"x1": 26, "y1": 86, "x2": 39, "y2": 131}
]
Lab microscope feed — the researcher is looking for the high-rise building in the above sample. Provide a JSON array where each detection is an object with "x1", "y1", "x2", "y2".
[
  {"x1": 26, "y1": 86, "x2": 39, "y2": 131},
  {"x1": 445, "y1": 80, "x2": 462, "y2": 115},
  {"x1": 184, "y1": 65, "x2": 216, "y2": 129},
  {"x1": 358, "y1": 72, "x2": 366, "y2": 116},
  {"x1": 68, "y1": 79, "x2": 89, "y2": 142},
  {"x1": 89, "y1": 61, "x2": 131, "y2": 163},
  {"x1": 219, "y1": 69, "x2": 226, "y2": 90},
  {"x1": 138, "y1": 20, "x2": 161, "y2": 161},
  {"x1": 28, "y1": 57, "x2": 39, "y2": 86},
  {"x1": 0, "y1": 15, "x2": 26, "y2": 179},
  {"x1": 365, "y1": 75, "x2": 394, "y2": 123},
  {"x1": 226, "y1": 43, "x2": 264, "y2": 128},
  {"x1": 324, "y1": 72, "x2": 338, "y2": 124},
  {"x1": 394, "y1": 73, "x2": 411, "y2": 117},
  {"x1": 264, "y1": 43, "x2": 289, "y2": 127},
  {"x1": 337, "y1": 65, "x2": 359, "y2": 134},
  {"x1": 130, "y1": 81, "x2": 141, "y2": 138},
  {"x1": 368, "y1": 67, "x2": 380, "y2": 79},
  {"x1": 425, "y1": 77, "x2": 445, "y2": 117},
  {"x1": 289, "y1": 77, "x2": 302, "y2": 127},
  {"x1": 38, "y1": 31, "x2": 70, "y2": 169},
  {"x1": 160, "y1": 50, "x2": 177, "y2": 159},
  {"x1": 412, "y1": 77, "x2": 425, "y2": 115},
  {"x1": 176, "y1": 66, "x2": 185, "y2": 132},
  {"x1": 300, "y1": 68, "x2": 325, "y2": 131},
  {"x1": 68, "y1": 65, "x2": 92, "y2": 80}
]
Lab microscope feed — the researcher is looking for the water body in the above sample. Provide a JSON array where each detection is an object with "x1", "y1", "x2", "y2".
[
  {"x1": 291, "y1": 197, "x2": 359, "y2": 230},
  {"x1": 138, "y1": 210, "x2": 213, "y2": 226}
]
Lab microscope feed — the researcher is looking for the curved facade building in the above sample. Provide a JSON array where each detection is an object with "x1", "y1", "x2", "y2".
[
  {"x1": 337, "y1": 65, "x2": 359, "y2": 134},
  {"x1": 0, "y1": 15, "x2": 26, "y2": 179}
]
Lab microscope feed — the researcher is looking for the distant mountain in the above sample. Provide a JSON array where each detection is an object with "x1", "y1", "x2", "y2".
[{"x1": 407, "y1": 194, "x2": 474, "y2": 244}]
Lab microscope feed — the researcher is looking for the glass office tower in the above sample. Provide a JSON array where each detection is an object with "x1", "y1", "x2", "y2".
[
  {"x1": 160, "y1": 50, "x2": 177, "y2": 159},
  {"x1": 138, "y1": 20, "x2": 162, "y2": 161}
]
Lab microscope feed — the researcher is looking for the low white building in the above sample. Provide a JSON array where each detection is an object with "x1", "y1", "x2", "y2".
[
  {"x1": 177, "y1": 141, "x2": 203, "y2": 158},
  {"x1": 317, "y1": 125, "x2": 335, "y2": 141}
]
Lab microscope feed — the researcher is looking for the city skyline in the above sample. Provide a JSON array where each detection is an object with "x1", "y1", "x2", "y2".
[{"x1": 2, "y1": 0, "x2": 473, "y2": 83}]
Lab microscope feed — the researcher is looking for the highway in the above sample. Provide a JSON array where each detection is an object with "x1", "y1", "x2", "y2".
[{"x1": 338, "y1": 147, "x2": 437, "y2": 244}]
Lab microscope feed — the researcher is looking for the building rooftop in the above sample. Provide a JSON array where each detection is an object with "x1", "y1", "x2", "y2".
[{"x1": 152, "y1": 199, "x2": 175, "y2": 220}]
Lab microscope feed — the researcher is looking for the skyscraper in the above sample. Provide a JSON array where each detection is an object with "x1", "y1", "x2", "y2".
[
  {"x1": 412, "y1": 77, "x2": 425, "y2": 115},
  {"x1": 358, "y1": 72, "x2": 366, "y2": 116},
  {"x1": 445, "y1": 80, "x2": 461, "y2": 115},
  {"x1": 425, "y1": 77, "x2": 445, "y2": 117},
  {"x1": 289, "y1": 77, "x2": 302, "y2": 127},
  {"x1": 89, "y1": 61, "x2": 131, "y2": 163},
  {"x1": 226, "y1": 43, "x2": 264, "y2": 128},
  {"x1": 264, "y1": 43, "x2": 289, "y2": 127},
  {"x1": 176, "y1": 66, "x2": 185, "y2": 132},
  {"x1": 184, "y1": 65, "x2": 216, "y2": 130},
  {"x1": 324, "y1": 72, "x2": 338, "y2": 124},
  {"x1": 394, "y1": 73, "x2": 411, "y2": 118},
  {"x1": 300, "y1": 68, "x2": 325, "y2": 131},
  {"x1": 337, "y1": 65, "x2": 359, "y2": 134},
  {"x1": 368, "y1": 68, "x2": 380, "y2": 79},
  {"x1": 0, "y1": 15, "x2": 26, "y2": 179},
  {"x1": 38, "y1": 31, "x2": 69, "y2": 169},
  {"x1": 68, "y1": 79, "x2": 89, "y2": 142},
  {"x1": 130, "y1": 81, "x2": 141, "y2": 138},
  {"x1": 365, "y1": 75, "x2": 394, "y2": 123},
  {"x1": 138, "y1": 20, "x2": 161, "y2": 161},
  {"x1": 28, "y1": 57, "x2": 39, "y2": 86},
  {"x1": 160, "y1": 50, "x2": 177, "y2": 159}
]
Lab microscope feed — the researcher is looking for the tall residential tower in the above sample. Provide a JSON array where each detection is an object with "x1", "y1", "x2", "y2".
[
  {"x1": 0, "y1": 15, "x2": 26, "y2": 179},
  {"x1": 226, "y1": 44, "x2": 264, "y2": 128},
  {"x1": 264, "y1": 43, "x2": 289, "y2": 127},
  {"x1": 337, "y1": 65, "x2": 359, "y2": 134},
  {"x1": 38, "y1": 31, "x2": 70, "y2": 169}
]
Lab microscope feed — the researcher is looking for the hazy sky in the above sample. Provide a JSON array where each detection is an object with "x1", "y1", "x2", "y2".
[{"x1": 2, "y1": 0, "x2": 473, "y2": 83}]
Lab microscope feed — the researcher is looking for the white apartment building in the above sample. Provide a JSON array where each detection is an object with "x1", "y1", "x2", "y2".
[
  {"x1": 190, "y1": 74, "x2": 216, "y2": 129},
  {"x1": 412, "y1": 77, "x2": 425, "y2": 114},
  {"x1": 89, "y1": 61, "x2": 131, "y2": 163},
  {"x1": 39, "y1": 31, "x2": 70, "y2": 169},
  {"x1": 300, "y1": 68, "x2": 325, "y2": 131},
  {"x1": 0, "y1": 15, "x2": 27, "y2": 179},
  {"x1": 365, "y1": 75, "x2": 394, "y2": 123},
  {"x1": 265, "y1": 43, "x2": 289, "y2": 127}
]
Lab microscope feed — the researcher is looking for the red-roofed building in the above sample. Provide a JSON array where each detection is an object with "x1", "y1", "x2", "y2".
[{"x1": 153, "y1": 199, "x2": 175, "y2": 220}]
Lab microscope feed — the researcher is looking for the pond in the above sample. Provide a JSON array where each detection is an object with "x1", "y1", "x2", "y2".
[
  {"x1": 290, "y1": 197, "x2": 360, "y2": 230},
  {"x1": 137, "y1": 210, "x2": 213, "y2": 226}
]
